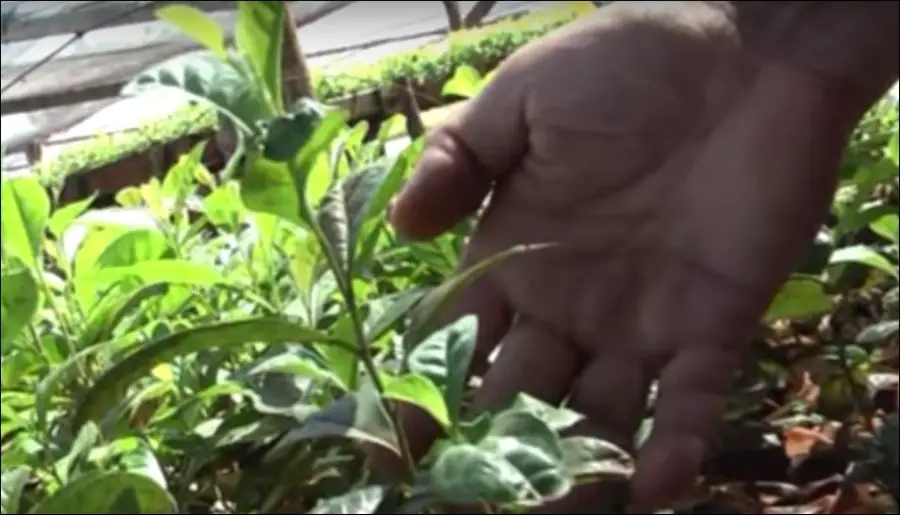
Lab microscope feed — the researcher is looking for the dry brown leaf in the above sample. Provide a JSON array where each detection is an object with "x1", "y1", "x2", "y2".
[{"x1": 782, "y1": 426, "x2": 833, "y2": 463}]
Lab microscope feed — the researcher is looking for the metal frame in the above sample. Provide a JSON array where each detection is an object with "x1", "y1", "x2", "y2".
[{"x1": 1, "y1": 1, "x2": 235, "y2": 44}]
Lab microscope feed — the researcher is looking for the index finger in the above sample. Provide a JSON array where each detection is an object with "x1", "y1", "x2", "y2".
[{"x1": 389, "y1": 51, "x2": 531, "y2": 241}]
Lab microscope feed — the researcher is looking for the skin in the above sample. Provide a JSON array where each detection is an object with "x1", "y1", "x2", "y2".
[{"x1": 381, "y1": 1, "x2": 899, "y2": 512}]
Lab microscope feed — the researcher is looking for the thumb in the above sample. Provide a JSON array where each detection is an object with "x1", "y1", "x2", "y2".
[{"x1": 389, "y1": 58, "x2": 530, "y2": 240}]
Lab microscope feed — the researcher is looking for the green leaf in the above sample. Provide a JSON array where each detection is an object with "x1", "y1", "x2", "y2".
[
  {"x1": 317, "y1": 182, "x2": 350, "y2": 274},
  {"x1": 507, "y1": 393, "x2": 584, "y2": 433},
  {"x1": 156, "y1": 4, "x2": 227, "y2": 59},
  {"x1": 117, "y1": 440, "x2": 168, "y2": 490},
  {"x1": 407, "y1": 315, "x2": 478, "y2": 429},
  {"x1": 1, "y1": 467, "x2": 29, "y2": 515},
  {"x1": 202, "y1": 180, "x2": 246, "y2": 231},
  {"x1": 487, "y1": 410, "x2": 562, "y2": 457},
  {"x1": 1, "y1": 175, "x2": 50, "y2": 270},
  {"x1": 47, "y1": 194, "x2": 96, "y2": 239},
  {"x1": 427, "y1": 444, "x2": 528, "y2": 506},
  {"x1": 75, "y1": 227, "x2": 170, "y2": 277},
  {"x1": 160, "y1": 142, "x2": 206, "y2": 203},
  {"x1": 309, "y1": 485, "x2": 385, "y2": 514},
  {"x1": 294, "y1": 111, "x2": 347, "y2": 205},
  {"x1": 405, "y1": 243, "x2": 553, "y2": 350},
  {"x1": 235, "y1": 0, "x2": 285, "y2": 111},
  {"x1": 856, "y1": 320, "x2": 900, "y2": 346},
  {"x1": 267, "y1": 379, "x2": 399, "y2": 457},
  {"x1": 559, "y1": 436, "x2": 634, "y2": 479},
  {"x1": 79, "y1": 282, "x2": 170, "y2": 348},
  {"x1": 109, "y1": 488, "x2": 142, "y2": 513},
  {"x1": 365, "y1": 288, "x2": 429, "y2": 342},
  {"x1": 263, "y1": 109, "x2": 323, "y2": 162},
  {"x1": 28, "y1": 471, "x2": 176, "y2": 514},
  {"x1": 763, "y1": 276, "x2": 833, "y2": 323},
  {"x1": 342, "y1": 166, "x2": 392, "y2": 254},
  {"x1": 428, "y1": 411, "x2": 571, "y2": 508},
  {"x1": 87, "y1": 259, "x2": 228, "y2": 289},
  {"x1": 55, "y1": 422, "x2": 100, "y2": 484},
  {"x1": 75, "y1": 259, "x2": 228, "y2": 311},
  {"x1": 123, "y1": 51, "x2": 269, "y2": 135},
  {"x1": 887, "y1": 130, "x2": 899, "y2": 167},
  {"x1": 72, "y1": 317, "x2": 350, "y2": 432},
  {"x1": 830, "y1": 245, "x2": 899, "y2": 279},
  {"x1": 0, "y1": 257, "x2": 39, "y2": 346},
  {"x1": 35, "y1": 343, "x2": 108, "y2": 432},
  {"x1": 382, "y1": 372, "x2": 451, "y2": 429},
  {"x1": 870, "y1": 214, "x2": 900, "y2": 245},
  {"x1": 241, "y1": 111, "x2": 345, "y2": 225},
  {"x1": 241, "y1": 157, "x2": 303, "y2": 224},
  {"x1": 442, "y1": 65, "x2": 484, "y2": 99},
  {"x1": 248, "y1": 352, "x2": 348, "y2": 391}
]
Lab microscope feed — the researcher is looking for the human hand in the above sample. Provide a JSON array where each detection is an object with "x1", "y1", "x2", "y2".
[{"x1": 384, "y1": 2, "x2": 898, "y2": 512}]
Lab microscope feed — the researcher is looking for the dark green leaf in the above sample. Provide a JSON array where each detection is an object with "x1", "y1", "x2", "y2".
[
  {"x1": 856, "y1": 320, "x2": 900, "y2": 345},
  {"x1": 123, "y1": 51, "x2": 269, "y2": 135},
  {"x1": 427, "y1": 444, "x2": 526, "y2": 506},
  {"x1": 407, "y1": 315, "x2": 478, "y2": 429},
  {"x1": 263, "y1": 110, "x2": 322, "y2": 162},
  {"x1": 267, "y1": 379, "x2": 398, "y2": 456},
  {"x1": 109, "y1": 488, "x2": 142, "y2": 513},
  {"x1": 365, "y1": 288, "x2": 429, "y2": 342},
  {"x1": 72, "y1": 317, "x2": 351, "y2": 432},
  {"x1": 28, "y1": 471, "x2": 176, "y2": 514},
  {"x1": 427, "y1": 410, "x2": 570, "y2": 507},
  {"x1": 405, "y1": 244, "x2": 553, "y2": 350},
  {"x1": 248, "y1": 352, "x2": 348, "y2": 391},
  {"x1": 79, "y1": 282, "x2": 170, "y2": 348},
  {"x1": 317, "y1": 183, "x2": 350, "y2": 274}
]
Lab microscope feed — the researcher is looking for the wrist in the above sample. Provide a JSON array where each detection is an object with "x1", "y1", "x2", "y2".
[{"x1": 733, "y1": 1, "x2": 898, "y2": 114}]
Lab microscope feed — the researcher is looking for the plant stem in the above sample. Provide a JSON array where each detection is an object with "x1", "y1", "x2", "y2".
[{"x1": 300, "y1": 196, "x2": 417, "y2": 476}]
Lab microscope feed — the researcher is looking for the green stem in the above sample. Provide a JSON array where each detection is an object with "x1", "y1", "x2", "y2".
[
  {"x1": 299, "y1": 193, "x2": 417, "y2": 477},
  {"x1": 35, "y1": 264, "x2": 86, "y2": 379},
  {"x1": 27, "y1": 324, "x2": 52, "y2": 364}
]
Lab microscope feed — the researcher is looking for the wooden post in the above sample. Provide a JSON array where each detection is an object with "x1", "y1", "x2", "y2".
[
  {"x1": 280, "y1": 0, "x2": 314, "y2": 104},
  {"x1": 24, "y1": 140, "x2": 43, "y2": 165},
  {"x1": 397, "y1": 79, "x2": 425, "y2": 139},
  {"x1": 441, "y1": 1, "x2": 463, "y2": 31},
  {"x1": 463, "y1": 1, "x2": 497, "y2": 28}
]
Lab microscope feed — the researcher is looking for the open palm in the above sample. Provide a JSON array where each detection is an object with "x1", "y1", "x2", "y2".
[{"x1": 385, "y1": 2, "x2": 897, "y2": 511}]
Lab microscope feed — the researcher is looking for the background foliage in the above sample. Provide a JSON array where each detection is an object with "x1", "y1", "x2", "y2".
[{"x1": 2, "y1": 2, "x2": 898, "y2": 514}]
